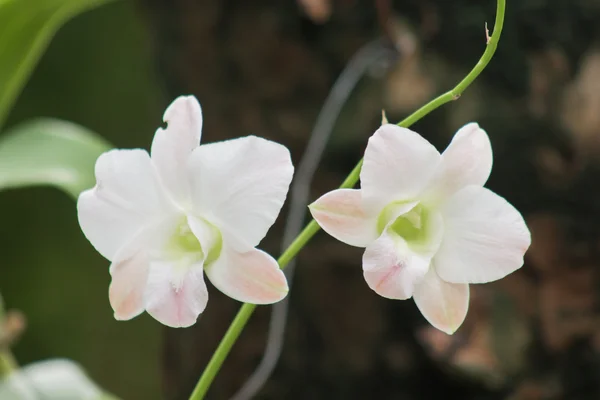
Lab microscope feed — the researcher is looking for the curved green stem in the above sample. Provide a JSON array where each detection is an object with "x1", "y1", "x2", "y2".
[
  {"x1": 189, "y1": 1, "x2": 505, "y2": 398},
  {"x1": 189, "y1": 221, "x2": 322, "y2": 399}
]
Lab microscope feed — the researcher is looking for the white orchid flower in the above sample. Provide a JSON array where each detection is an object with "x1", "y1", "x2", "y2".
[
  {"x1": 309, "y1": 123, "x2": 530, "y2": 334},
  {"x1": 77, "y1": 96, "x2": 294, "y2": 328}
]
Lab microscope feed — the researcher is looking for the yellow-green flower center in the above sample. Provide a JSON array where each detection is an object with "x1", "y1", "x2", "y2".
[
  {"x1": 165, "y1": 217, "x2": 222, "y2": 266},
  {"x1": 377, "y1": 202, "x2": 431, "y2": 245},
  {"x1": 169, "y1": 223, "x2": 203, "y2": 254}
]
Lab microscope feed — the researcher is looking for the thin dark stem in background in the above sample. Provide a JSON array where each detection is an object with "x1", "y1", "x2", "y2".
[{"x1": 231, "y1": 39, "x2": 397, "y2": 400}]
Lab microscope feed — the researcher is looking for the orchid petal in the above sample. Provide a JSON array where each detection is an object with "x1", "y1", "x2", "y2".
[
  {"x1": 205, "y1": 246, "x2": 288, "y2": 304},
  {"x1": 362, "y1": 229, "x2": 430, "y2": 300},
  {"x1": 435, "y1": 185, "x2": 531, "y2": 284},
  {"x1": 360, "y1": 124, "x2": 441, "y2": 211},
  {"x1": 77, "y1": 149, "x2": 174, "y2": 261},
  {"x1": 187, "y1": 215, "x2": 220, "y2": 255},
  {"x1": 309, "y1": 189, "x2": 378, "y2": 247},
  {"x1": 413, "y1": 265, "x2": 469, "y2": 334},
  {"x1": 108, "y1": 249, "x2": 149, "y2": 321},
  {"x1": 144, "y1": 259, "x2": 208, "y2": 328},
  {"x1": 424, "y1": 123, "x2": 492, "y2": 204},
  {"x1": 151, "y1": 95, "x2": 203, "y2": 204},
  {"x1": 188, "y1": 135, "x2": 294, "y2": 251}
]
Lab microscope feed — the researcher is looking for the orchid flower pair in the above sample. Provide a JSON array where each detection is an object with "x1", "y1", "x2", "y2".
[{"x1": 77, "y1": 95, "x2": 530, "y2": 333}]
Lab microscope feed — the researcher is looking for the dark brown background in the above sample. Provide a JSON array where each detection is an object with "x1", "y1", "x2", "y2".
[
  {"x1": 3, "y1": 0, "x2": 600, "y2": 399},
  {"x1": 140, "y1": 1, "x2": 600, "y2": 399}
]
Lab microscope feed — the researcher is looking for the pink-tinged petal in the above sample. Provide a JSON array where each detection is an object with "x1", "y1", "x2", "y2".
[
  {"x1": 108, "y1": 250, "x2": 149, "y2": 321},
  {"x1": 205, "y1": 247, "x2": 288, "y2": 304},
  {"x1": 361, "y1": 124, "x2": 441, "y2": 211},
  {"x1": 77, "y1": 149, "x2": 175, "y2": 261},
  {"x1": 151, "y1": 95, "x2": 203, "y2": 205},
  {"x1": 309, "y1": 189, "x2": 378, "y2": 247},
  {"x1": 423, "y1": 123, "x2": 492, "y2": 205},
  {"x1": 413, "y1": 266, "x2": 469, "y2": 334},
  {"x1": 362, "y1": 229, "x2": 430, "y2": 300},
  {"x1": 436, "y1": 186, "x2": 531, "y2": 284},
  {"x1": 107, "y1": 216, "x2": 184, "y2": 321},
  {"x1": 188, "y1": 136, "x2": 294, "y2": 251},
  {"x1": 144, "y1": 260, "x2": 208, "y2": 328}
]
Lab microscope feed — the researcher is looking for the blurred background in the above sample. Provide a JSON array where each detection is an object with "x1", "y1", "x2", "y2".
[
  {"x1": 0, "y1": 1, "x2": 164, "y2": 398},
  {"x1": 2, "y1": 0, "x2": 600, "y2": 399}
]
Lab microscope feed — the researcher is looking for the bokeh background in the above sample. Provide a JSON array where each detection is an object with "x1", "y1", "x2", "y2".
[
  {"x1": 1, "y1": 2, "x2": 164, "y2": 398},
  {"x1": 3, "y1": 0, "x2": 600, "y2": 399}
]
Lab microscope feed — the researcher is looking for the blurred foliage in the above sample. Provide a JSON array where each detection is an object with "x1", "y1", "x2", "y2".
[
  {"x1": 0, "y1": 0, "x2": 118, "y2": 129},
  {"x1": 0, "y1": 359, "x2": 120, "y2": 399},
  {"x1": 0, "y1": 1, "x2": 167, "y2": 399},
  {"x1": 0, "y1": 119, "x2": 111, "y2": 198}
]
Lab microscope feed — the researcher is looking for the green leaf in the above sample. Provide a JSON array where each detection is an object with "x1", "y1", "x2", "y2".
[
  {"x1": 0, "y1": 0, "x2": 118, "y2": 129},
  {"x1": 0, "y1": 118, "x2": 111, "y2": 198},
  {"x1": 0, "y1": 359, "x2": 123, "y2": 399}
]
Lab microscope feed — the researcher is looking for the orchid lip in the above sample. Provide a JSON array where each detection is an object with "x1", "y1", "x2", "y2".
[
  {"x1": 164, "y1": 216, "x2": 223, "y2": 267},
  {"x1": 377, "y1": 201, "x2": 435, "y2": 249},
  {"x1": 390, "y1": 204, "x2": 430, "y2": 244},
  {"x1": 202, "y1": 219, "x2": 223, "y2": 265},
  {"x1": 376, "y1": 200, "x2": 417, "y2": 234}
]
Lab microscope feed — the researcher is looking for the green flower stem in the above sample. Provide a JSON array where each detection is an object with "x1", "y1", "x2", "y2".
[
  {"x1": 189, "y1": 221, "x2": 321, "y2": 399},
  {"x1": 190, "y1": 0, "x2": 505, "y2": 398}
]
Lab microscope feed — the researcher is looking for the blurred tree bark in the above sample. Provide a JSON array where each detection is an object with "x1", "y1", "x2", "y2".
[{"x1": 139, "y1": 0, "x2": 600, "y2": 399}]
